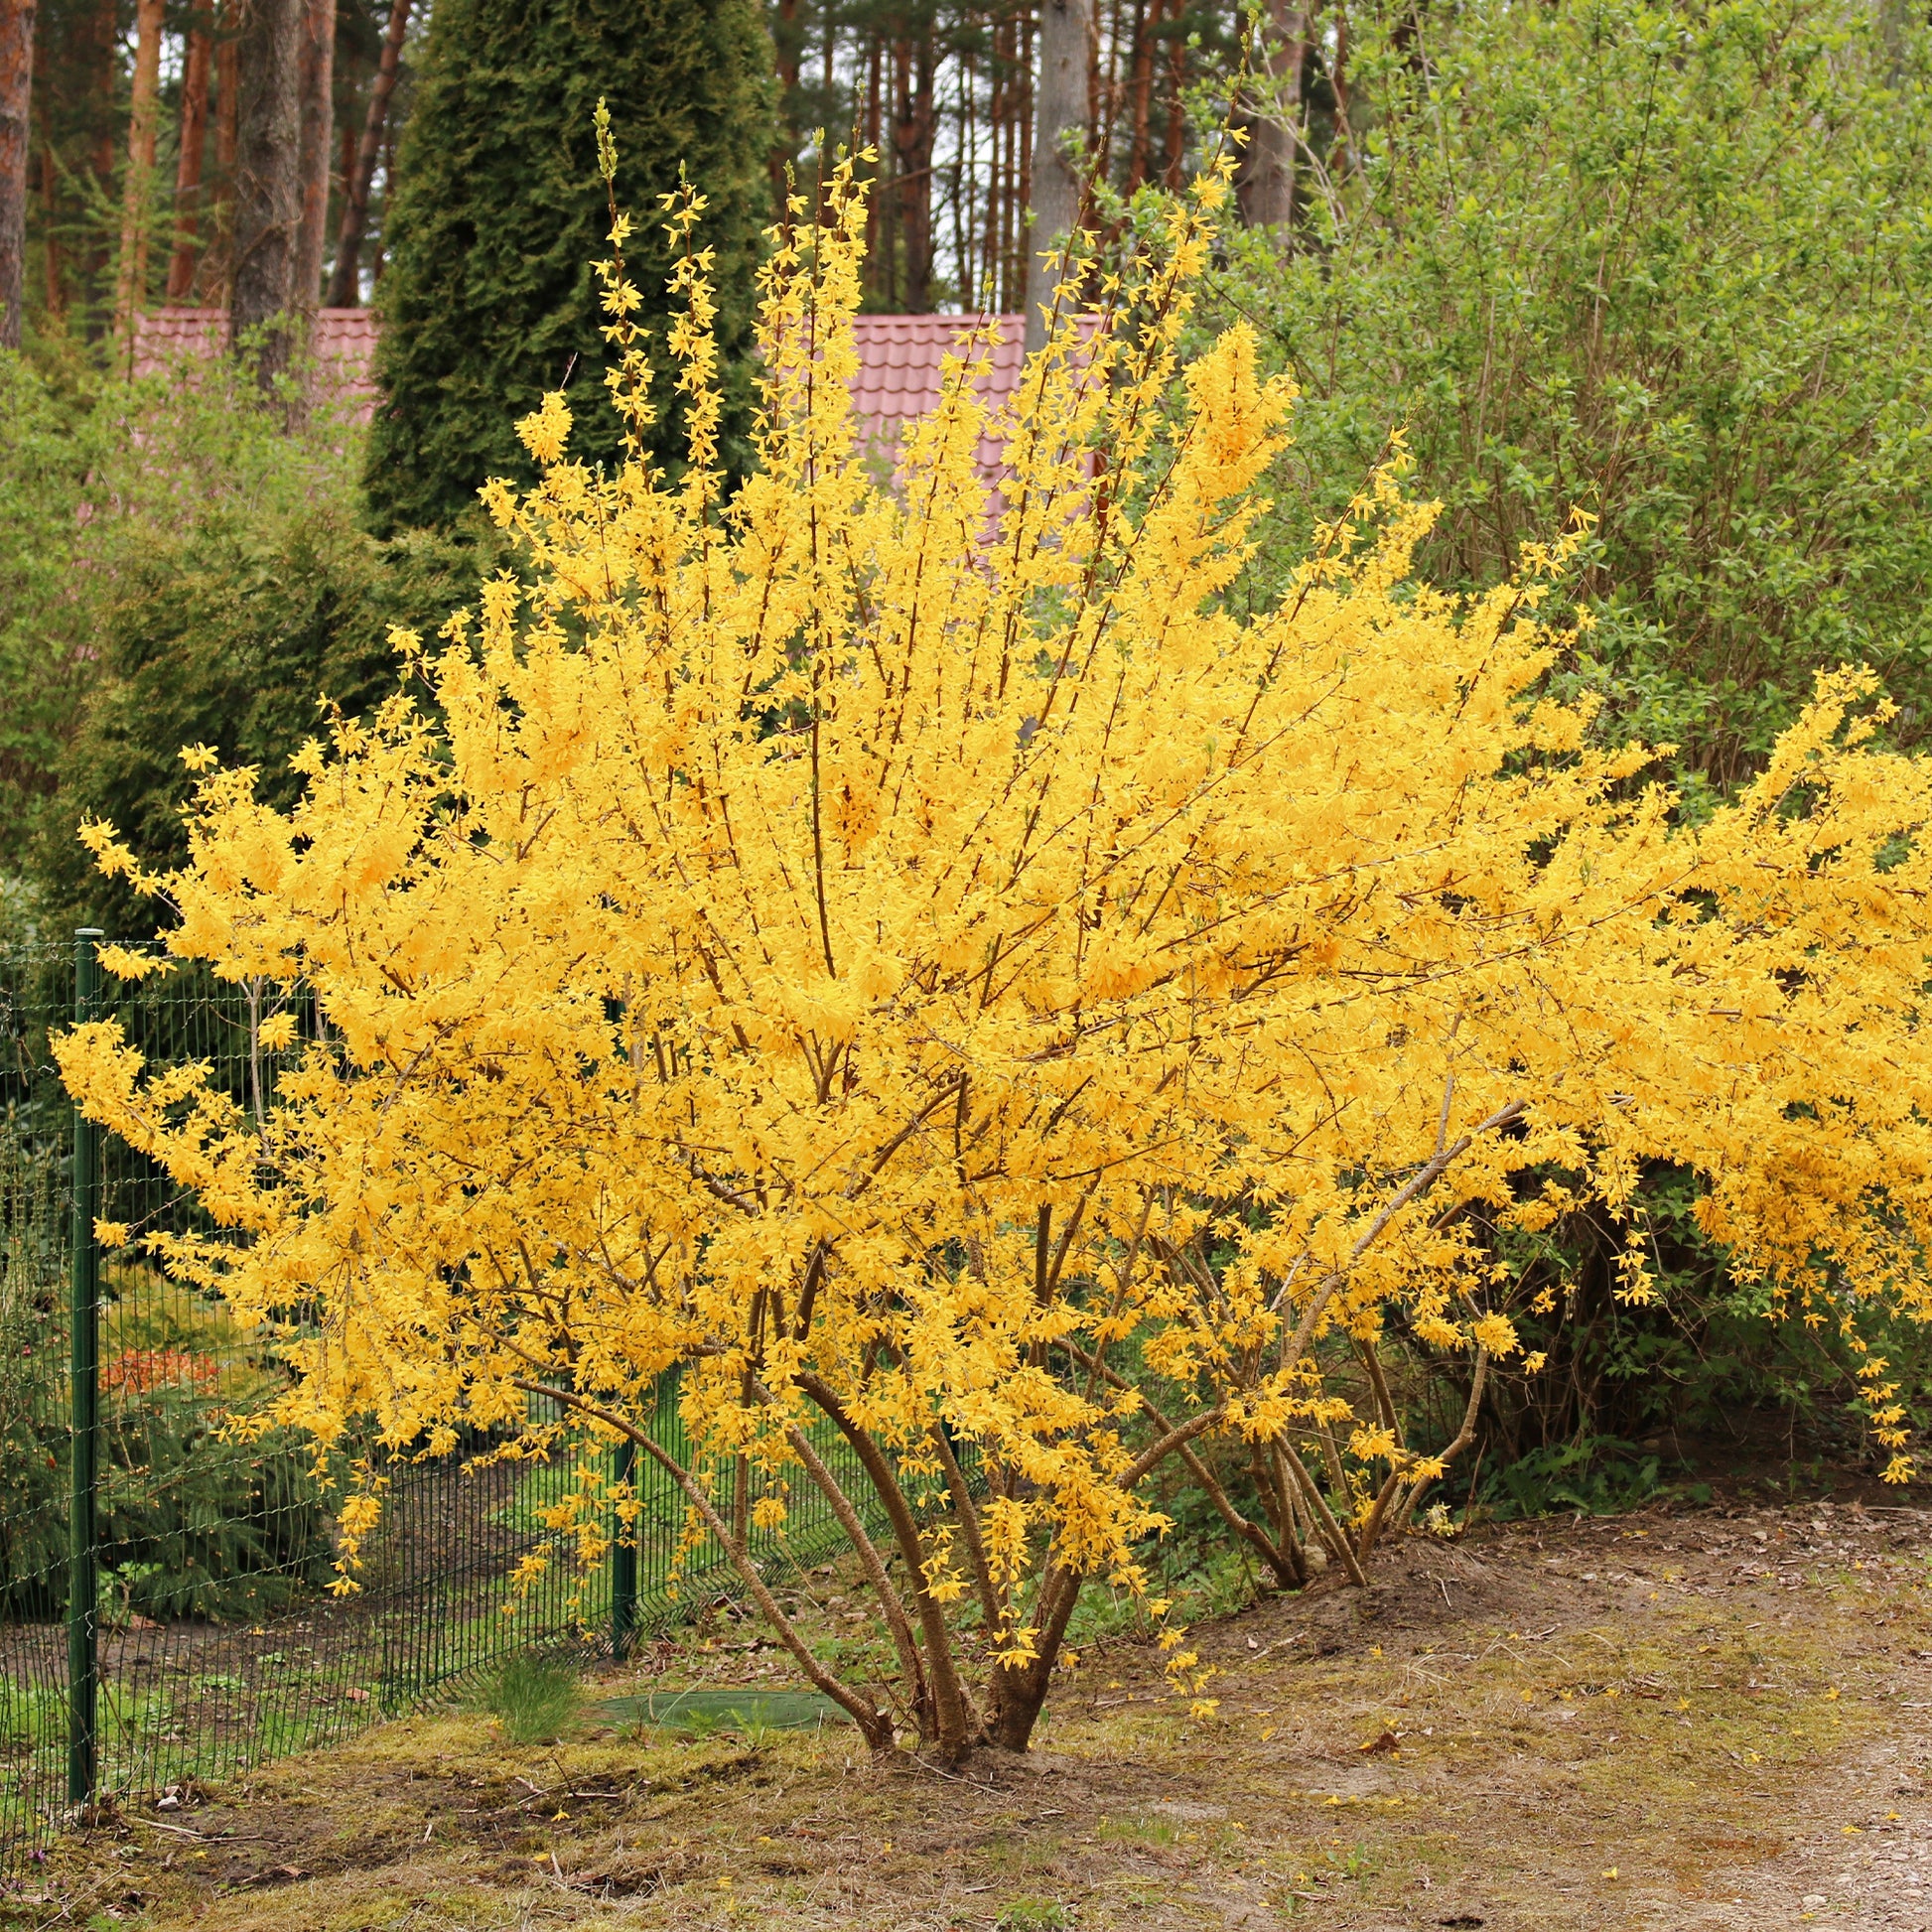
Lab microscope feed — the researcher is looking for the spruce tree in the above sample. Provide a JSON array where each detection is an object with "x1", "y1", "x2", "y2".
[{"x1": 364, "y1": 0, "x2": 772, "y2": 532}]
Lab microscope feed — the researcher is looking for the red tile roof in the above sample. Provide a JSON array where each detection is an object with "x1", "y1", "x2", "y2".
[
  {"x1": 132, "y1": 307, "x2": 381, "y2": 422},
  {"x1": 133, "y1": 308, "x2": 1035, "y2": 481},
  {"x1": 848, "y1": 313, "x2": 1026, "y2": 482}
]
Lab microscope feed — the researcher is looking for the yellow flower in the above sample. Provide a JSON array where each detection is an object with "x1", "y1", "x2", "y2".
[{"x1": 515, "y1": 391, "x2": 573, "y2": 466}]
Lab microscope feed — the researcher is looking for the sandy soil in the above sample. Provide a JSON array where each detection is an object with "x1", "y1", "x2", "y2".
[{"x1": 5, "y1": 1495, "x2": 1930, "y2": 1931}]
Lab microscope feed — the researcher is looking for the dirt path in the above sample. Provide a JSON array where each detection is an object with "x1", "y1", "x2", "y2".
[{"x1": 4, "y1": 1497, "x2": 1930, "y2": 1931}]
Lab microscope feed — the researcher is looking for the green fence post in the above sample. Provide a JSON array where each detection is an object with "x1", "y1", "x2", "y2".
[
  {"x1": 612, "y1": 1436, "x2": 637, "y2": 1661},
  {"x1": 67, "y1": 928, "x2": 102, "y2": 1808}
]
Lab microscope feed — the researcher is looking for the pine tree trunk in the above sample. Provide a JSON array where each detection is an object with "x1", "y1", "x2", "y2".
[
  {"x1": 324, "y1": 0, "x2": 407, "y2": 307},
  {"x1": 0, "y1": 0, "x2": 33, "y2": 349},
  {"x1": 199, "y1": 2, "x2": 240, "y2": 300},
  {"x1": 892, "y1": 25, "x2": 933, "y2": 312},
  {"x1": 291, "y1": 0, "x2": 334, "y2": 315},
  {"x1": 166, "y1": 21, "x2": 213, "y2": 301},
  {"x1": 113, "y1": 0, "x2": 166, "y2": 338},
  {"x1": 1124, "y1": 0, "x2": 1158, "y2": 192},
  {"x1": 1161, "y1": 28, "x2": 1184, "y2": 187},
  {"x1": 1236, "y1": 0, "x2": 1304, "y2": 231},
  {"x1": 1027, "y1": 0, "x2": 1089, "y2": 351},
  {"x1": 231, "y1": 0, "x2": 304, "y2": 389},
  {"x1": 862, "y1": 31, "x2": 883, "y2": 303},
  {"x1": 82, "y1": 0, "x2": 115, "y2": 332},
  {"x1": 987, "y1": 13, "x2": 1008, "y2": 310}
]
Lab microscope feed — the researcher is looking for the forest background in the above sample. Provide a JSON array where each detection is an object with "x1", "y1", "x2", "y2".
[{"x1": 3, "y1": 0, "x2": 1932, "y2": 1560}]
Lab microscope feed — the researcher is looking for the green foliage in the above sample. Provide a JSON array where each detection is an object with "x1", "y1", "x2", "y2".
[
  {"x1": 478, "y1": 1650, "x2": 584, "y2": 1745},
  {"x1": 1479, "y1": 1438, "x2": 1666, "y2": 1521},
  {"x1": 1202, "y1": 0, "x2": 1932, "y2": 1473},
  {"x1": 0, "y1": 331, "x2": 422, "y2": 899},
  {"x1": 363, "y1": 0, "x2": 774, "y2": 532},
  {"x1": 0, "y1": 1271, "x2": 333, "y2": 1621},
  {"x1": 995, "y1": 1901, "x2": 1074, "y2": 1932},
  {"x1": 36, "y1": 507, "x2": 486, "y2": 937},
  {"x1": 1220, "y1": 0, "x2": 1932, "y2": 781},
  {"x1": 0, "y1": 344, "x2": 100, "y2": 858},
  {"x1": 604, "y1": 1686, "x2": 843, "y2": 1736}
]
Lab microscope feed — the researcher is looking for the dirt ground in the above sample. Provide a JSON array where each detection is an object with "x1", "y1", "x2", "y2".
[{"x1": 6, "y1": 1493, "x2": 1932, "y2": 1932}]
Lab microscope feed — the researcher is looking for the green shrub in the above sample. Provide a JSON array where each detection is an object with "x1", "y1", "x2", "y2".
[
  {"x1": 1220, "y1": 0, "x2": 1932, "y2": 782},
  {"x1": 36, "y1": 508, "x2": 487, "y2": 936},
  {"x1": 996, "y1": 1902, "x2": 1074, "y2": 1932},
  {"x1": 1479, "y1": 1438, "x2": 1666, "y2": 1521},
  {"x1": 363, "y1": 0, "x2": 773, "y2": 532},
  {"x1": 0, "y1": 1261, "x2": 334, "y2": 1621},
  {"x1": 0, "y1": 333, "x2": 372, "y2": 866},
  {"x1": 1197, "y1": 0, "x2": 1932, "y2": 1476}
]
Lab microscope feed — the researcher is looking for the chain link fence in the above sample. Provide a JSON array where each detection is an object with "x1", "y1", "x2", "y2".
[{"x1": 1, "y1": 934, "x2": 880, "y2": 1872}]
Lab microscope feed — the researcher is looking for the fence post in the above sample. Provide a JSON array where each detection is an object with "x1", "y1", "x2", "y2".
[
  {"x1": 612, "y1": 1436, "x2": 637, "y2": 1661},
  {"x1": 67, "y1": 928, "x2": 102, "y2": 1808}
]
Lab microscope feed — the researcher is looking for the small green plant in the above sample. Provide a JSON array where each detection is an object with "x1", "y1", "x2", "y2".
[
  {"x1": 479, "y1": 1650, "x2": 583, "y2": 1745},
  {"x1": 1323, "y1": 1841, "x2": 1377, "y2": 1884},
  {"x1": 996, "y1": 1901, "x2": 1072, "y2": 1932},
  {"x1": 1482, "y1": 1438, "x2": 1664, "y2": 1520}
]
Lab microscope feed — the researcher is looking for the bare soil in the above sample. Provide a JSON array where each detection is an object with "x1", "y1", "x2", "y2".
[{"x1": 6, "y1": 1494, "x2": 1932, "y2": 1932}]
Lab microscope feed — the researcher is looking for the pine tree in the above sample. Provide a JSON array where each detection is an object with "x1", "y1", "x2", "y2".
[{"x1": 363, "y1": 0, "x2": 773, "y2": 531}]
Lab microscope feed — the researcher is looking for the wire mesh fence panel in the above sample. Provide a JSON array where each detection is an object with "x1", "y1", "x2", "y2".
[
  {"x1": 0, "y1": 942, "x2": 77, "y2": 1873},
  {"x1": 0, "y1": 948, "x2": 598, "y2": 1863},
  {"x1": 1, "y1": 936, "x2": 942, "y2": 1876}
]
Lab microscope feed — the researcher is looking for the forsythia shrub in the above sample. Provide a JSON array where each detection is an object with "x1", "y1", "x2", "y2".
[{"x1": 56, "y1": 134, "x2": 1932, "y2": 1763}]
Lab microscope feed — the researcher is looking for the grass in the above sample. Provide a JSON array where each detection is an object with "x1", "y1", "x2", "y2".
[
  {"x1": 477, "y1": 1651, "x2": 584, "y2": 1746},
  {"x1": 599, "y1": 1685, "x2": 846, "y2": 1737}
]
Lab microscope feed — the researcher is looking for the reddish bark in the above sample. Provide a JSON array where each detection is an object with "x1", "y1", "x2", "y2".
[
  {"x1": 114, "y1": 0, "x2": 166, "y2": 336},
  {"x1": 0, "y1": 0, "x2": 33, "y2": 347},
  {"x1": 166, "y1": 21, "x2": 214, "y2": 301},
  {"x1": 325, "y1": 0, "x2": 408, "y2": 307},
  {"x1": 199, "y1": 3, "x2": 240, "y2": 301},
  {"x1": 891, "y1": 23, "x2": 934, "y2": 311},
  {"x1": 292, "y1": 0, "x2": 336, "y2": 312}
]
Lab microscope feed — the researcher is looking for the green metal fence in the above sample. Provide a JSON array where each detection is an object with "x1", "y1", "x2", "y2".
[{"x1": 0, "y1": 933, "x2": 882, "y2": 1872}]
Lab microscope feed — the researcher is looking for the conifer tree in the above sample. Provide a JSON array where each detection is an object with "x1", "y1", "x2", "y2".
[{"x1": 362, "y1": 0, "x2": 772, "y2": 531}]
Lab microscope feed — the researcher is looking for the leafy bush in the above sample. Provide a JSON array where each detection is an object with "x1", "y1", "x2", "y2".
[
  {"x1": 36, "y1": 509, "x2": 488, "y2": 936},
  {"x1": 0, "y1": 328, "x2": 491, "y2": 928},
  {"x1": 0, "y1": 335, "x2": 370, "y2": 866},
  {"x1": 66, "y1": 140, "x2": 1932, "y2": 1777},
  {"x1": 0, "y1": 1267, "x2": 333, "y2": 1621},
  {"x1": 364, "y1": 0, "x2": 772, "y2": 530},
  {"x1": 1202, "y1": 0, "x2": 1932, "y2": 1471},
  {"x1": 1479, "y1": 1438, "x2": 1666, "y2": 1522},
  {"x1": 1222, "y1": 0, "x2": 1932, "y2": 782}
]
